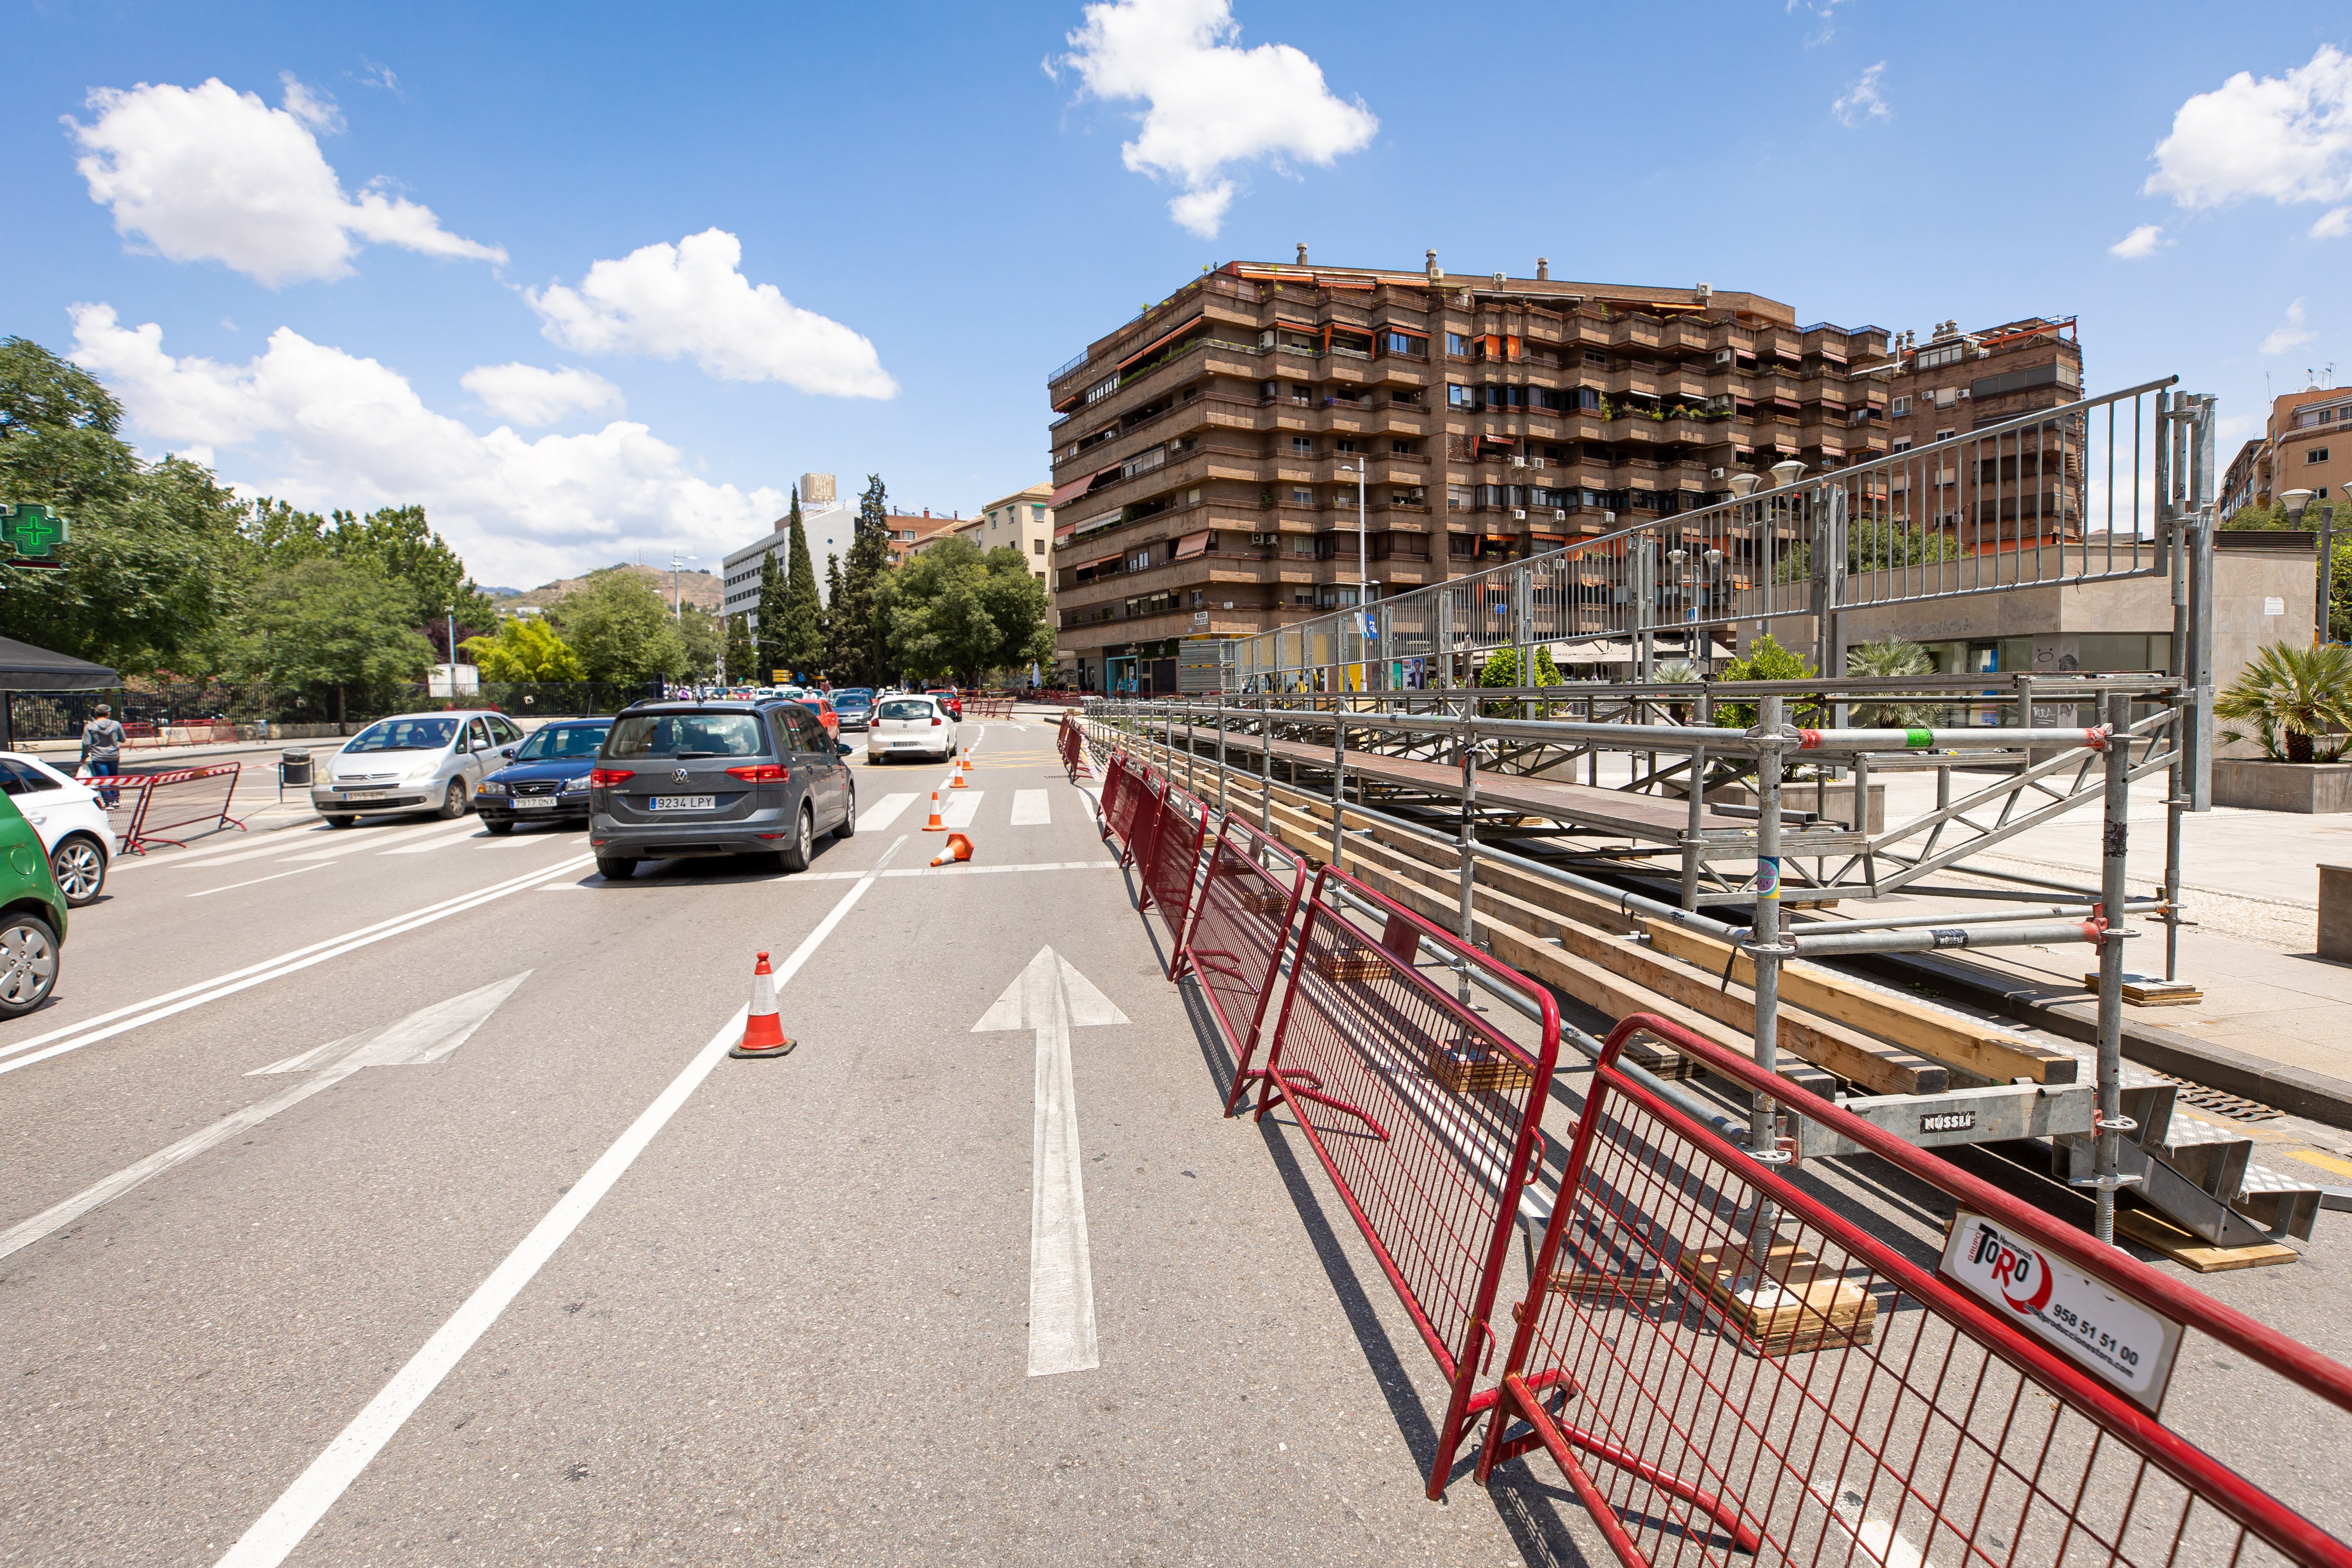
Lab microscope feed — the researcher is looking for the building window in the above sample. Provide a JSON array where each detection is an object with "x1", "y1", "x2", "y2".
[
  {"x1": 1335, "y1": 439, "x2": 1358, "y2": 454},
  {"x1": 1892, "y1": 437, "x2": 1913, "y2": 453},
  {"x1": 1933, "y1": 429, "x2": 1955, "y2": 443},
  {"x1": 2310, "y1": 447, "x2": 2331, "y2": 464},
  {"x1": 1032, "y1": 539, "x2": 1044, "y2": 554},
  {"x1": 1190, "y1": 590, "x2": 1204, "y2": 607},
  {"x1": 1448, "y1": 484, "x2": 1473, "y2": 511},
  {"x1": 1291, "y1": 436, "x2": 1312, "y2": 453},
  {"x1": 1291, "y1": 487, "x2": 1314, "y2": 505},
  {"x1": 1031, "y1": 504, "x2": 1046, "y2": 519},
  {"x1": 1446, "y1": 383, "x2": 1472, "y2": 409},
  {"x1": 1891, "y1": 395, "x2": 1910, "y2": 417},
  {"x1": 1446, "y1": 333, "x2": 1472, "y2": 357}
]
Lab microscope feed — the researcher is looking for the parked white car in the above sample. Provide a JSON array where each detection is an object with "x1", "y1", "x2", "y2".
[
  {"x1": 0, "y1": 751, "x2": 118, "y2": 905},
  {"x1": 312, "y1": 711, "x2": 524, "y2": 825},
  {"x1": 866, "y1": 694, "x2": 959, "y2": 764}
]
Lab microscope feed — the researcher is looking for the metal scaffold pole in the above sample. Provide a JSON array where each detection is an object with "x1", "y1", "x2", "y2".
[{"x1": 2094, "y1": 691, "x2": 2133, "y2": 1245}]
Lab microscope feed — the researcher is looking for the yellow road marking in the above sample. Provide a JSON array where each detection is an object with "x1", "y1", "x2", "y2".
[{"x1": 2287, "y1": 1149, "x2": 2352, "y2": 1179}]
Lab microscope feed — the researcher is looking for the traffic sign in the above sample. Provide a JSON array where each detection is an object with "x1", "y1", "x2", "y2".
[{"x1": 0, "y1": 503, "x2": 70, "y2": 568}]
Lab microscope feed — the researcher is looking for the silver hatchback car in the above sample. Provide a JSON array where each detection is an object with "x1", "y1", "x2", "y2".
[{"x1": 313, "y1": 710, "x2": 524, "y2": 825}]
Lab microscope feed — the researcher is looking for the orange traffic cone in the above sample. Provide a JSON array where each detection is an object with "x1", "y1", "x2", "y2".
[
  {"x1": 958, "y1": 747, "x2": 974, "y2": 773},
  {"x1": 929, "y1": 831, "x2": 974, "y2": 867},
  {"x1": 728, "y1": 951, "x2": 796, "y2": 1059},
  {"x1": 922, "y1": 790, "x2": 947, "y2": 831},
  {"x1": 949, "y1": 753, "x2": 970, "y2": 788}
]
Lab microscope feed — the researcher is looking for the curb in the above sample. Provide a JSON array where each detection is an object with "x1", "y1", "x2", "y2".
[{"x1": 1859, "y1": 948, "x2": 2352, "y2": 1134}]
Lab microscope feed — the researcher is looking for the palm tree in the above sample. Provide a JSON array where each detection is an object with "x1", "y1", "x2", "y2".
[
  {"x1": 2216, "y1": 641, "x2": 2352, "y2": 764},
  {"x1": 1845, "y1": 636, "x2": 1937, "y2": 728}
]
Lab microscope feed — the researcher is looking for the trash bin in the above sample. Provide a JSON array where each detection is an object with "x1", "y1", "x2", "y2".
[{"x1": 280, "y1": 750, "x2": 313, "y2": 787}]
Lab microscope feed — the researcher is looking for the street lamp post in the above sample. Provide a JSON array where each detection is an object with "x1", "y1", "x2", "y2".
[{"x1": 669, "y1": 550, "x2": 696, "y2": 618}]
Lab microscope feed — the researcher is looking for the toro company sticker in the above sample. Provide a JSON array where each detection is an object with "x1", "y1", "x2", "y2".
[{"x1": 1939, "y1": 1209, "x2": 2185, "y2": 1413}]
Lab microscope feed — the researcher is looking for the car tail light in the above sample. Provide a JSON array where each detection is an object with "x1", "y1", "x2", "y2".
[
  {"x1": 587, "y1": 768, "x2": 633, "y2": 787},
  {"x1": 931, "y1": 716, "x2": 943, "y2": 726},
  {"x1": 726, "y1": 764, "x2": 789, "y2": 782}
]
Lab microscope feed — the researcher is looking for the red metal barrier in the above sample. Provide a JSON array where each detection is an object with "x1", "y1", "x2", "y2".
[
  {"x1": 1099, "y1": 753, "x2": 1141, "y2": 849},
  {"x1": 1476, "y1": 1013, "x2": 2352, "y2": 1567},
  {"x1": 1125, "y1": 775, "x2": 1168, "y2": 900},
  {"x1": 1058, "y1": 716, "x2": 1084, "y2": 779},
  {"x1": 1140, "y1": 784, "x2": 1211, "y2": 979},
  {"x1": 1186, "y1": 817, "x2": 1309, "y2": 1116},
  {"x1": 81, "y1": 762, "x2": 246, "y2": 854},
  {"x1": 1253, "y1": 864, "x2": 1562, "y2": 1500}
]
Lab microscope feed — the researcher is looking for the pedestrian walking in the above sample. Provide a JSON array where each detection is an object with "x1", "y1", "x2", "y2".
[{"x1": 79, "y1": 703, "x2": 126, "y2": 808}]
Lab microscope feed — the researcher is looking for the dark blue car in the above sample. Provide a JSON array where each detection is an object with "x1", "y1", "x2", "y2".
[{"x1": 473, "y1": 718, "x2": 613, "y2": 832}]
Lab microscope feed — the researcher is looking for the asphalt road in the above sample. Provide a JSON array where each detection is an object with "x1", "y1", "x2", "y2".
[{"x1": 1, "y1": 721, "x2": 1613, "y2": 1567}]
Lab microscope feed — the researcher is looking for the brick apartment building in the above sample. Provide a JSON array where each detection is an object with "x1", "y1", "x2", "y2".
[
  {"x1": 2221, "y1": 385, "x2": 2350, "y2": 520},
  {"x1": 1045, "y1": 255, "x2": 1911, "y2": 694},
  {"x1": 1880, "y1": 316, "x2": 2086, "y2": 544}
]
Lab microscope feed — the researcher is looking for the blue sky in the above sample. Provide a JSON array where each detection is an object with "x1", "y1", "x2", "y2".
[{"x1": 4, "y1": 1, "x2": 2345, "y2": 587}]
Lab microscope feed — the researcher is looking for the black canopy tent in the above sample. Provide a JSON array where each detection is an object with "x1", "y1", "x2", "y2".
[{"x1": 0, "y1": 636, "x2": 122, "y2": 750}]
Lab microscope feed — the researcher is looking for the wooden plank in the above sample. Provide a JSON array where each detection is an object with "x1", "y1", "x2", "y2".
[
  {"x1": 1642, "y1": 920, "x2": 2079, "y2": 1086},
  {"x1": 1675, "y1": 1238, "x2": 1879, "y2": 1355},
  {"x1": 2114, "y1": 1208, "x2": 2298, "y2": 1272}
]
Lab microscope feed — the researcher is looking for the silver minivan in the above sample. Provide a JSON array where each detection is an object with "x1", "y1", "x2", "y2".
[{"x1": 314, "y1": 710, "x2": 523, "y2": 825}]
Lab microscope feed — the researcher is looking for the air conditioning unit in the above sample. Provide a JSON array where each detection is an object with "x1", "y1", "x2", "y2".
[
  {"x1": 1553, "y1": 509, "x2": 1568, "y2": 522},
  {"x1": 1222, "y1": 601, "x2": 1235, "y2": 610},
  {"x1": 1713, "y1": 349, "x2": 1735, "y2": 365},
  {"x1": 1250, "y1": 532, "x2": 1275, "y2": 545},
  {"x1": 1529, "y1": 456, "x2": 1547, "y2": 470},
  {"x1": 1512, "y1": 509, "x2": 1528, "y2": 521},
  {"x1": 1709, "y1": 467, "x2": 1726, "y2": 480},
  {"x1": 1511, "y1": 455, "x2": 1526, "y2": 467}
]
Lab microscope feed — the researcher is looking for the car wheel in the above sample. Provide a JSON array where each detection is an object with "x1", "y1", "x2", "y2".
[
  {"x1": 483, "y1": 819, "x2": 514, "y2": 835},
  {"x1": 0, "y1": 912, "x2": 61, "y2": 1019},
  {"x1": 437, "y1": 778, "x2": 469, "y2": 819},
  {"x1": 778, "y1": 806, "x2": 813, "y2": 874},
  {"x1": 324, "y1": 815, "x2": 356, "y2": 828},
  {"x1": 50, "y1": 835, "x2": 107, "y2": 905},
  {"x1": 834, "y1": 785, "x2": 857, "y2": 839},
  {"x1": 596, "y1": 855, "x2": 637, "y2": 881}
]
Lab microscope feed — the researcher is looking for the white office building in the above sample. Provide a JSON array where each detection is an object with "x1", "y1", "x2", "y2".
[{"x1": 721, "y1": 472, "x2": 853, "y2": 631}]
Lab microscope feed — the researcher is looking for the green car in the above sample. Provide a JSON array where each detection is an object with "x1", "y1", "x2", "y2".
[{"x1": 0, "y1": 790, "x2": 66, "y2": 1019}]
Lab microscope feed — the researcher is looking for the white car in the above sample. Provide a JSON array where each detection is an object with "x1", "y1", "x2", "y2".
[
  {"x1": 0, "y1": 752, "x2": 119, "y2": 905},
  {"x1": 866, "y1": 694, "x2": 960, "y2": 764},
  {"x1": 312, "y1": 710, "x2": 524, "y2": 824}
]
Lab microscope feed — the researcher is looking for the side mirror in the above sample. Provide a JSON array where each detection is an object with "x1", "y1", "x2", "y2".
[{"x1": 836, "y1": 742, "x2": 852, "y2": 756}]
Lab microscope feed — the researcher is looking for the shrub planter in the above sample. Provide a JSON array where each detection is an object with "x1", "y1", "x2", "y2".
[{"x1": 2211, "y1": 758, "x2": 2352, "y2": 813}]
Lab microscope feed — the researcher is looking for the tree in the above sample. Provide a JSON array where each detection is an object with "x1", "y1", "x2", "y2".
[
  {"x1": 0, "y1": 338, "x2": 245, "y2": 674},
  {"x1": 553, "y1": 569, "x2": 686, "y2": 683},
  {"x1": 459, "y1": 617, "x2": 584, "y2": 681},
  {"x1": 820, "y1": 556, "x2": 847, "y2": 677},
  {"x1": 724, "y1": 612, "x2": 756, "y2": 683},
  {"x1": 236, "y1": 556, "x2": 435, "y2": 723},
  {"x1": 676, "y1": 602, "x2": 723, "y2": 682},
  {"x1": 781, "y1": 489, "x2": 824, "y2": 676},
  {"x1": 755, "y1": 547, "x2": 788, "y2": 680},
  {"x1": 880, "y1": 537, "x2": 1054, "y2": 684},
  {"x1": 1712, "y1": 633, "x2": 1819, "y2": 730},
  {"x1": 1774, "y1": 513, "x2": 1959, "y2": 583},
  {"x1": 2216, "y1": 641, "x2": 2352, "y2": 764},
  {"x1": 833, "y1": 474, "x2": 894, "y2": 684},
  {"x1": 1473, "y1": 643, "x2": 1561, "y2": 716}
]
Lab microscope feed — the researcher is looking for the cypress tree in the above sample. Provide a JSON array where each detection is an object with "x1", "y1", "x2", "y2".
[
  {"x1": 782, "y1": 487, "x2": 824, "y2": 676},
  {"x1": 755, "y1": 545, "x2": 789, "y2": 681},
  {"x1": 835, "y1": 474, "x2": 893, "y2": 686},
  {"x1": 821, "y1": 556, "x2": 847, "y2": 677},
  {"x1": 723, "y1": 611, "x2": 756, "y2": 683}
]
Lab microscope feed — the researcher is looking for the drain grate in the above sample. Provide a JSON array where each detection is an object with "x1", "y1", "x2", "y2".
[{"x1": 2157, "y1": 1075, "x2": 2284, "y2": 1122}]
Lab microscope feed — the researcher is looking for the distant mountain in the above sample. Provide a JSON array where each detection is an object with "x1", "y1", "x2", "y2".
[
  {"x1": 504, "y1": 562, "x2": 724, "y2": 613},
  {"x1": 477, "y1": 586, "x2": 523, "y2": 599}
]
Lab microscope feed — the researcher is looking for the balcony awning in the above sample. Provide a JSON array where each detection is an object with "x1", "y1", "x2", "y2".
[
  {"x1": 1053, "y1": 523, "x2": 1074, "y2": 541},
  {"x1": 1479, "y1": 433, "x2": 1516, "y2": 445},
  {"x1": 1173, "y1": 530, "x2": 1212, "y2": 559},
  {"x1": 1050, "y1": 466, "x2": 1116, "y2": 509},
  {"x1": 1118, "y1": 313, "x2": 1204, "y2": 371},
  {"x1": 1073, "y1": 552, "x2": 1122, "y2": 572}
]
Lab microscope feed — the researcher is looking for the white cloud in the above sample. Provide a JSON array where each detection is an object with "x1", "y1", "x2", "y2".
[
  {"x1": 2260, "y1": 297, "x2": 2316, "y2": 356},
  {"x1": 526, "y1": 229, "x2": 896, "y2": 399},
  {"x1": 2144, "y1": 45, "x2": 2352, "y2": 212},
  {"x1": 67, "y1": 77, "x2": 505, "y2": 286},
  {"x1": 460, "y1": 363, "x2": 624, "y2": 426},
  {"x1": 1832, "y1": 62, "x2": 1890, "y2": 127},
  {"x1": 1059, "y1": 0, "x2": 1378, "y2": 238},
  {"x1": 2109, "y1": 223, "x2": 2170, "y2": 258},
  {"x1": 2312, "y1": 205, "x2": 2352, "y2": 239},
  {"x1": 67, "y1": 304, "x2": 784, "y2": 584},
  {"x1": 277, "y1": 72, "x2": 342, "y2": 134},
  {"x1": 1786, "y1": 0, "x2": 1851, "y2": 47}
]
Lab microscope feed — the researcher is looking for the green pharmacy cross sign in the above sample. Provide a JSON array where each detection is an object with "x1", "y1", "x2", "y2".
[{"x1": 0, "y1": 503, "x2": 70, "y2": 568}]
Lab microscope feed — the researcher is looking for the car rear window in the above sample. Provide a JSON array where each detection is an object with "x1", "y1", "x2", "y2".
[
  {"x1": 605, "y1": 712, "x2": 770, "y2": 759},
  {"x1": 877, "y1": 698, "x2": 934, "y2": 721},
  {"x1": 514, "y1": 724, "x2": 610, "y2": 760}
]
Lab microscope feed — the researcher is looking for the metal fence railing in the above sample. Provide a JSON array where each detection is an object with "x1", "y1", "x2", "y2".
[{"x1": 1224, "y1": 380, "x2": 2211, "y2": 697}]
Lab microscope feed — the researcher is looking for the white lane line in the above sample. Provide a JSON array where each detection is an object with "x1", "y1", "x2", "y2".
[
  {"x1": 0, "y1": 857, "x2": 593, "y2": 1079},
  {"x1": 381, "y1": 825, "x2": 495, "y2": 855},
  {"x1": 486, "y1": 825, "x2": 576, "y2": 847},
  {"x1": 883, "y1": 860, "x2": 1117, "y2": 878},
  {"x1": 161, "y1": 817, "x2": 462, "y2": 871},
  {"x1": 211, "y1": 834, "x2": 910, "y2": 1568},
  {"x1": 942, "y1": 790, "x2": 984, "y2": 830},
  {"x1": 1009, "y1": 789, "x2": 1050, "y2": 826},
  {"x1": 123, "y1": 828, "x2": 338, "y2": 872},
  {"x1": 279, "y1": 821, "x2": 473, "y2": 863},
  {"x1": 857, "y1": 791, "x2": 917, "y2": 832},
  {"x1": 188, "y1": 864, "x2": 328, "y2": 900}
]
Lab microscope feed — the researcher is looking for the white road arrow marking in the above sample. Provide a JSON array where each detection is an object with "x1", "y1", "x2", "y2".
[
  {"x1": 973, "y1": 946, "x2": 1126, "y2": 1376},
  {"x1": 0, "y1": 973, "x2": 530, "y2": 1263}
]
